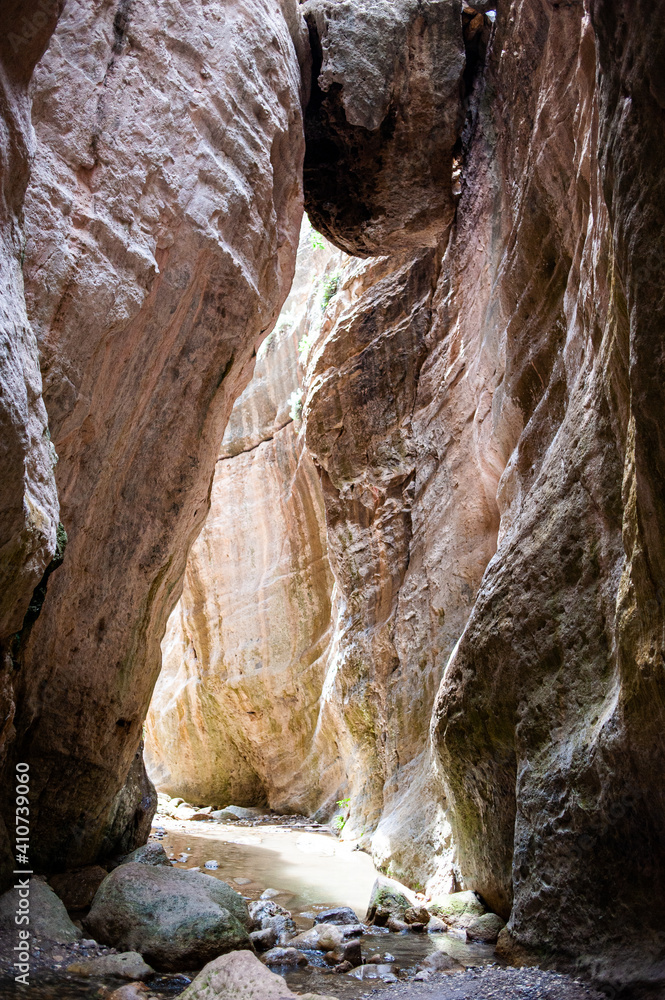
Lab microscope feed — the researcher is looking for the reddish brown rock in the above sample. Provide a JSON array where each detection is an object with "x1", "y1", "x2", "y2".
[
  {"x1": 145, "y1": 227, "x2": 337, "y2": 811},
  {"x1": 430, "y1": 0, "x2": 665, "y2": 992},
  {"x1": 50, "y1": 864, "x2": 108, "y2": 911},
  {"x1": 0, "y1": 0, "x2": 306, "y2": 878}
]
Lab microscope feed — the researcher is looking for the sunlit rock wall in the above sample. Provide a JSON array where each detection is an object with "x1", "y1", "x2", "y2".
[{"x1": 145, "y1": 229, "x2": 338, "y2": 812}]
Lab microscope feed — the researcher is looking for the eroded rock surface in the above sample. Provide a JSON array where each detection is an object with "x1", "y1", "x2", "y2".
[
  {"x1": 2, "y1": 0, "x2": 664, "y2": 994},
  {"x1": 431, "y1": 0, "x2": 665, "y2": 990},
  {"x1": 0, "y1": 0, "x2": 306, "y2": 880},
  {"x1": 145, "y1": 228, "x2": 337, "y2": 811},
  {"x1": 302, "y1": 0, "x2": 467, "y2": 256},
  {"x1": 84, "y1": 863, "x2": 250, "y2": 971},
  {"x1": 151, "y1": 0, "x2": 664, "y2": 992},
  {"x1": 0, "y1": 0, "x2": 64, "y2": 888}
]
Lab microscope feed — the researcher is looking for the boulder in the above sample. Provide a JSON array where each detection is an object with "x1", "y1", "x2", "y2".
[
  {"x1": 49, "y1": 866, "x2": 108, "y2": 910},
  {"x1": 84, "y1": 863, "x2": 250, "y2": 971},
  {"x1": 289, "y1": 923, "x2": 344, "y2": 951},
  {"x1": 120, "y1": 844, "x2": 172, "y2": 867},
  {"x1": 405, "y1": 905, "x2": 430, "y2": 925},
  {"x1": 386, "y1": 916, "x2": 411, "y2": 933},
  {"x1": 177, "y1": 950, "x2": 300, "y2": 999},
  {"x1": 250, "y1": 927, "x2": 278, "y2": 951},
  {"x1": 365, "y1": 876, "x2": 414, "y2": 926},
  {"x1": 211, "y1": 810, "x2": 240, "y2": 823},
  {"x1": 174, "y1": 806, "x2": 198, "y2": 821},
  {"x1": 421, "y1": 950, "x2": 464, "y2": 973},
  {"x1": 108, "y1": 986, "x2": 149, "y2": 1000},
  {"x1": 66, "y1": 952, "x2": 154, "y2": 980},
  {"x1": 466, "y1": 912, "x2": 506, "y2": 943},
  {"x1": 428, "y1": 890, "x2": 486, "y2": 923},
  {"x1": 261, "y1": 947, "x2": 308, "y2": 966},
  {"x1": 314, "y1": 906, "x2": 358, "y2": 925},
  {"x1": 248, "y1": 899, "x2": 297, "y2": 943},
  {"x1": 302, "y1": 0, "x2": 466, "y2": 255},
  {"x1": 324, "y1": 938, "x2": 361, "y2": 967},
  {"x1": 220, "y1": 806, "x2": 265, "y2": 820},
  {"x1": 0, "y1": 879, "x2": 81, "y2": 943}
]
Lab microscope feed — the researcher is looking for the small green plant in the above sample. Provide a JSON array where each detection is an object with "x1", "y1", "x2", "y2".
[
  {"x1": 333, "y1": 797, "x2": 351, "y2": 833},
  {"x1": 288, "y1": 388, "x2": 303, "y2": 422},
  {"x1": 309, "y1": 228, "x2": 326, "y2": 252},
  {"x1": 298, "y1": 328, "x2": 318, "y2": 360},
  {"x1": 321, "y1": 272, "x2": 341, "y2": 312}
]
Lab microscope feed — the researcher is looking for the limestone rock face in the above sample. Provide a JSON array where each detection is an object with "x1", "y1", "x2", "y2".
[
  {"x1": 302, "y1": 0, "x2": 466, "y2": 256},
  {"x1": 0, "y1": 2, "x2": 62, "y2": 646},
  {"x1": 302, "y1": 0, "x2": 665, "y2": 990},
  {"x1": 145, "y1": 229, "x2": 337, "y2": 811},
  {"x1": 0, "y1": 0, "x2": 64, "y2": 887},
  {"x1": 0, "y1": 0, "x2": 306, "y2": 878},
  {"x1": 428, "y1": 0, "x2": 665, "y2": 991}
]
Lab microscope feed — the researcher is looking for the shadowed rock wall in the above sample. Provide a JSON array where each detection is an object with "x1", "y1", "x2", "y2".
[
  {"x1": 0, "y1": 0, "x2": 65, "y2": 890},
  {"x1": 0, "y1": 0, "x2": 307, "y2": 880}
]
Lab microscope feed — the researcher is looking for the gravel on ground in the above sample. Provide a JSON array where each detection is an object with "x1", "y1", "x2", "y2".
[{"x1": 365, "y1": 966, "x2": 607, "y2": 1000}]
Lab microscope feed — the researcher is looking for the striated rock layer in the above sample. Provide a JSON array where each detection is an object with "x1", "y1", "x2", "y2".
[
  {"x1": 431, "y1": 0, "x2": 665, "y2": 991},
  {"x1": 299, "y1": 0, "x2": 665, "y2": 993},
  {"x1": 0, "y1": 0, "x2": 306, "y2": 880},
  {"x1": 145, "y1": 229, "x2": 338, "y2": 811},
  {"x1": 1, "y1": 0, "x2": 663, "y2": 992},
  {"x1": 147, "y1": 5, "x2": 665, "y2": 991}
]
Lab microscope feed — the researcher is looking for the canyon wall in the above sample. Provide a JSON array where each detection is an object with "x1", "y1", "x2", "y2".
[
  {"x1": 302, "y1": 0, "x2": 665, "y2": 992},
  {"x1": 0, "y1": 0, "x2": 307, "y2": 881},
  {"x1": 0, "y1": 0, "x2": 65, "y2": 889},
  {"x1": 0, "y1": 0, "x2": 663, "y2": 993},
  {"x1": 145, "y1": 229, "x2": 339, "y2": 813},
  {"x1": 147, "y1": 0, "x2": 665, "y2": 993}
]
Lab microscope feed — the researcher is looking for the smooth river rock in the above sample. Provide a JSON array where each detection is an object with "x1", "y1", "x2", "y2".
[
  {"x1": 66, "y1": 951, "x2": 154, "y2": 980},
  {"x1": 84, "y1": 863, "x2": 250, "y2": 971}
]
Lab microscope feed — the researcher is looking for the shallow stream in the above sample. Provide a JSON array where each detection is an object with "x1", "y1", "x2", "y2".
[
  {"x1": 0, "y1": 817, "x2": 498, "y2": 998},
  {"x1": 160, "y1": 818, "x2": 498, "y2": 998}
]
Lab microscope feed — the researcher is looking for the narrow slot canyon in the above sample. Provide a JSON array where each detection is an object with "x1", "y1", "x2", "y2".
[{"x1": 0, "y1": 1, "x2": 664, "y2": 999}]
